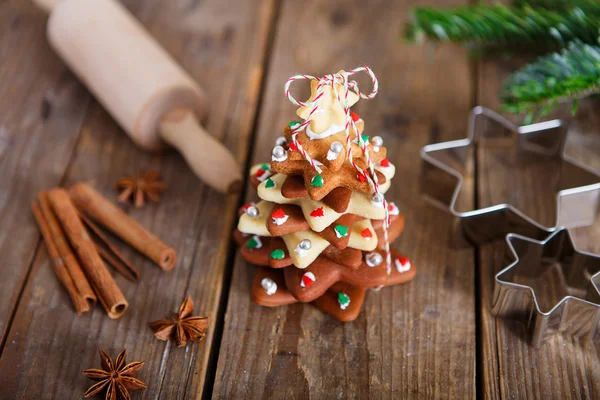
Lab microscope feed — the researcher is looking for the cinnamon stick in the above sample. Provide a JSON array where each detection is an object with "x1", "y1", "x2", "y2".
[
  {"x1": 68, "y1": 183, "x2": 177, "y2": 270},
  {"x1": 38, "y1": 191, "x2": 97, "y2": 305},
  {"x1": 79, "y1": 212, "x2": 140, "y2": 282},
  {"x1": 31, "y1": 201, "x2": 90, "y2": 316},
  {"x1": 47, "y1": 189, "x2": 128, "y2": 319}
]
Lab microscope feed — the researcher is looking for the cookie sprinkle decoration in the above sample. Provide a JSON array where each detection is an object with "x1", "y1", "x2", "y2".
[
  {"x1": 271, "y1": 208, "x2": 289, "y2": 225},
  {"x1": 246, "y1": 235, "x2": 263, "y2": 249},
  {"x1": 334, "y1": 224, "x2": 349, "y2": 238},
  {"x1": 361, "y1": 228, "x2": 373, "y2": 239},
  {"x1": 270, "y1": 249, "x2": 285, "y2": 259},
  {"x1": 261, "y1": 278, "x2": 277, "y2": 295},
  {"x1": 310, "y1": 207, "x2": 324, "y2": 218},
  {"x1": 300, "y1": 271, "x2": 316, "y2": 288},
  {"x1": 295, "y1": 239, "x2": 311, "y2": 258},
  {"x1": 265, "y1": 177, "x2": 276, "y2": 189},
  {"x1": 311, "y1": 174, "x2": 324, "y2": 187},
  {"x1": 255, "y1": 164, "x2": 272, "y2": 182},
  {"x1": 395, "y1": 256, "x2": 411, "y2": 273},
  {"x1": 337, "y1": 292, "x2": 351, "y2": 310}
]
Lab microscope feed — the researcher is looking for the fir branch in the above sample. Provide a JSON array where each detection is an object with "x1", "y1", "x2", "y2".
[
  {"x1": 501, "y1": 40, "x2": 600, "y2": 119},
  {"x1": 512, "y1": 0, "x2": 600, "y2": 12},
  {"x1": 405, "y1": 4, "x2": 600, "y2": 48}
]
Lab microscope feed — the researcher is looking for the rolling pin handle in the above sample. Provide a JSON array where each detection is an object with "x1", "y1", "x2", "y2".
[{"x1": 159, "y1": 108, "x2": 242, "y2": 194}]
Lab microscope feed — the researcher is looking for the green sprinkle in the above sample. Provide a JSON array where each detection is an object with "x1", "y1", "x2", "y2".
[
  {"x1": 265, "y1": 178, "x2": 276, "y2": 189},
  {"x1": 246, "y1": 236, "x2": 261, "y2": 249},
  {"x1": 270, "y1": 249, "x2": 285, "y2": 259},
  {"x1": 311, "y1": 174, "x2": 324, "y2": 187},
  {"x1": 337, "y1": 292, "x2": 350, "y2": 309},
  {"x1": 334, "y1": 224, "x2": 349, "y2": 238}
]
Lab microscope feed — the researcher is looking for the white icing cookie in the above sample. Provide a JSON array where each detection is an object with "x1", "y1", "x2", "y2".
[
  {"x1": 281, "y1": 230, "x2": 330, "y2": 269},
  {"x1": 347, "y1": 219, "x2": 378, "y2": 251},
  {"x1": 237, "y1": 200, "x2": 273, "y2": 237}
]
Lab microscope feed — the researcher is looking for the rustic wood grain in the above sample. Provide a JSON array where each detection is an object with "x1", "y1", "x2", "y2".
[
  {"x1": 477, "y1": 56, "x2": 600, "y2": 399},
  {"x1": 212, "y1": 0, "x2": 477, "y2": 398},
  {"x1": 0, "y1": 0, "x2": 93, "y2": 343},
  {"x1": 0, "y1": 0, "x2": 275, "y2": 398}
]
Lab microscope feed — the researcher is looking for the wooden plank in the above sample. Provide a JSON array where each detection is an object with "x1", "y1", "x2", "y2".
[
  {"x1": 476, "y1": 57, "x2": 600, "y2": 399},
  {"x1": 0, "y1": 0, "x2": 92, "y2": 342},
  {"x1": 213, "y1": 0, "x2": 477, "y2": 398},
  {"x1": 0, "y1": 0, "x2": 275, "y2": 398}
]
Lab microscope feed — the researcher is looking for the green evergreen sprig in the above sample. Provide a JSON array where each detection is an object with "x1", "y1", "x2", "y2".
[
  {"x1": 502, "y1": 40, "x2": 600, "y2": 120},
  {"x1": 512, "y1": 0, "x2": 600, "y2": 12},
  {"x1": 405, "y1": 4, "x2": 600, "y2": 48}
]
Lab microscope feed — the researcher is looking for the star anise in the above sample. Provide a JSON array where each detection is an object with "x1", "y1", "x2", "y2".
[
  {"x1": 115, "y1": 170, "x2": 167, "y2": 208},
  {"x1": 82, "y1": 349, "x2": 146, "y2": 400},
  {"x1": 148, "y1": 295, "x2": 209, "y2": 347}
]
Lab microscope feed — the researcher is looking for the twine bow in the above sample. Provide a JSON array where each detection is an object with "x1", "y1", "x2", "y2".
[{"x1": 284, "y1": 67, "x2": 392, "y2": 274}]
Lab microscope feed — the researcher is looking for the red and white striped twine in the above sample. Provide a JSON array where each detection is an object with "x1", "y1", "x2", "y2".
[{"x1": 284, "y1": 67, "x2": 392, "y2": 274}]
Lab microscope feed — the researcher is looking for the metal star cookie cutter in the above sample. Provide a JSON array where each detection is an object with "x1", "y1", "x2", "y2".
[
  {"x1": 493, "y1": 229, "x2": 600, "y2": 346},
  {"x1": 420, "y1": 106, "x2": 600, "y2": 245}
]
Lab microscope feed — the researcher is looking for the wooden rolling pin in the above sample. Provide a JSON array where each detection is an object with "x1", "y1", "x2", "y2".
[{"x1": 35, "y1": 0, "x2": 242, "y2": 194}]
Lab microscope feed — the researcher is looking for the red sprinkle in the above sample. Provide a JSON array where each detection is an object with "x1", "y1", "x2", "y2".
[
  {"x1": 351, "y1": 111, "x2": 361, "y2": 122},
  {"x1": 380, "y1": 158, "x2": 390, "y2": 167},
  {"x1": 397, "y1": 256, "x2": 411, "y2": 267},
  {"x1": 357, "y1": 172, "x2": 367, "y2": 183},
  {"x1": 310, "y1": 207, "x2": 324, "y2": 218},
  {"x1": 361, "y1": 228, "x2": 373, "y2": 238},
  {"x1": 288, "y1": 142, "x2": 299, "y2": 151},
  {"x1": 302, "y1": 274, "x2": 314, "y2": 287},
  {"x1": 256, "y1": 169, "x2": 266, "y2": 178},
  {"x1": 271, "y1": 208, "x2": 286, "y2": 219},
  {"x1": 241, "y1": 203, "x2": 254, "y2": 211}
]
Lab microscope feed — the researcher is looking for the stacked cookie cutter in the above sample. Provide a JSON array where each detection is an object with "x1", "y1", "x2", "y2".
[{"x1": 421, "y1": 106, "x2": 600, "y2": 346}]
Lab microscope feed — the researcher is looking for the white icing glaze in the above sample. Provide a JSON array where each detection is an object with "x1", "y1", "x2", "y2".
[
  {"x1": 295, "y1": 245, "x2": 308, "y2": 258},
  {"x1": 306, "y1": 123, "x2": 344, "y2": 140},
  {"x1": 272, "y1": 153, "x2": 288, "y2": 162},
  {"x1": 326, "y1": 149, "x2": 339, "y2": 160},
  {"x1": 272, "y1": 215, "x2": 289, "y2": 226},
  {"x1": 261, "y1": 278, "x2": 277, "y2": 295}
]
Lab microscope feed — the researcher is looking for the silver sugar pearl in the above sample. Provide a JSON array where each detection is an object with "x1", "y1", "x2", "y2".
[
  {"x1": 372, "y1": 193, "x2": 384, "y2": 203},
  {"x1": 330, "y1": 141, "x2": 344, "y2": 154},
  {"x1": 366, "y1": 252, "x2": 383, "y2": 266},
  {"x1": 299, "y1": 239, "x2": 312, "y2": 250},
  {"x1": 372, "y1": 136, "x2": 383, "y2": 147},
  {"x1": 275, "y1": 136, "x2": 287, "y2": 146},
  {"x1": 246, "y1": 205, "x2": 259, "y2": 218},
  {"x1": 272, "y1": 145, "x2": 286, "y2": 158}
]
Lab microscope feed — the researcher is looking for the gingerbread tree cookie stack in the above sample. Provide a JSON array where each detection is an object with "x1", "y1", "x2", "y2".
[{"x1": 234, "y1": 68, "x2": 415, "y2": 321}]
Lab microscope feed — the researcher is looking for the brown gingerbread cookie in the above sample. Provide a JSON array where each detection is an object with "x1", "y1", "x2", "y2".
[
  {"x1": 234, "y1": 229, "x2": 363, "y2": 269},
  {"x1": 281, "y1": 175, "x2": 352, "y2": 213},
  {"x1": 272, "y1": 154, "x2": 387, "y2": 202},
  {"x1": 272, "y1": 116, "x2": 386, "y2": 172},
  {"x1": 251, "y1": 268, "x2": 366, "y2": 322},
  {"x1": 284, "y1": 249, "x2": 415, "y2": 303},
  {"x1": 311, "y1": 282, "x2": 366, "y2": 322},
  {"x1": 251, "y1": 268, "x2": 297, "y2": 307}
]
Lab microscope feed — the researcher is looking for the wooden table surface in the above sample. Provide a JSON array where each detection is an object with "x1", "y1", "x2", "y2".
[{"x1": 1, "y1": 0, "x2": 600, "y2": 398}]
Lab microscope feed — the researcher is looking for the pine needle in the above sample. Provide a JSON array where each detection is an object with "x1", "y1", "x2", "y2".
[
  {"x1": 405, "y1": 4, "x2": 600, "y2": 48},
  {"x1": 502, "y1": 40, "x2": 600, "y2": 120}
]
